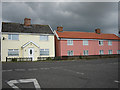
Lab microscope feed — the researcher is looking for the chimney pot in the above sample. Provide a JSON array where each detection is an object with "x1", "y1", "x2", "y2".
[
  {"x1": 57, "y1": 26, "x2": 63, "y2": 32},
  {"x1": 24, "y1": 18, "x2": 31, "y2": 26},
  {"x1": 95, "y1": 28, "x2": 101, "y2": 34}
]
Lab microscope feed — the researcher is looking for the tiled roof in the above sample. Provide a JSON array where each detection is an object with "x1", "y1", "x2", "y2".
[
  {"x1": 2, "y1": 22, "x2": 53, "y2": 34},
  {"x1": 56, "y1": 31, "x2": 120, "y2": 40}
]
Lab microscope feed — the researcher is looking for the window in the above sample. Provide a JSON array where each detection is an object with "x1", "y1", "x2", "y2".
[
  {"x1": 67, "y1": 40, "x2": 73, "y2": 45},
  {"x1": 83, "y1": 40, "x2": 88, "y2": 45},
  {"x1": 108, "y1": 40, "x2": 112, "y2": 45},
  {"x1": 108, "y1": 50, "x2": 112, "y2": 54},
  {"x1": 67, "y1": 50, "x2": 73, "y2": 56},
  {"x1": 99, "y1": 50, "x2": 104, "y2": 55},
  {"x1": 40, "y1": 35, "x2": 48, "y2": 41},
  {"x1": 8, "y1": 49, "x2": 19, "y2": 56},
  {"x1": 117, "y1": 50, "x2": 120, "y2": 54},
  {"x1": 40, "y1": 49, "x2": 49, "y2": 55},
  {"x1": 8, "y1": 34, "x2": 19, "y2": 40},
  {"x1": 99, "y1": 40, "x2": 103, "y2": 45},
  {"x1": 83, "y1": 50, "x2": 88, "y2": 55}
]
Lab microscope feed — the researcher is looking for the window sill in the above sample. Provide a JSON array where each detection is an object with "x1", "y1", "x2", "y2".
[{"x1": 8, "y1": 39, "x2": 19, "y2": 41}]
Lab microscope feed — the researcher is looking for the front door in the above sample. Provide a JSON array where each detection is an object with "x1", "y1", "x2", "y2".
[{"x1": 28, "y1": 48, "x2": 34, "y2": 60}]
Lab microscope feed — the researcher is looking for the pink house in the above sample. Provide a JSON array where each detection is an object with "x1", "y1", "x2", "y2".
[{"x1": 54, "y1": 26, "x2": 120, "y2": 57}]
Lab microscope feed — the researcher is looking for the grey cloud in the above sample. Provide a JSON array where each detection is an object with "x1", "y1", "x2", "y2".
[{"x1": 2, "y1": 2, "x2": 118, "y2": 35}]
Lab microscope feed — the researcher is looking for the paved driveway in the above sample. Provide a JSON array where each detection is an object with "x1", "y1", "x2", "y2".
[{"x1": 2, "y1": 58, "x2": 119, "y2": 89}]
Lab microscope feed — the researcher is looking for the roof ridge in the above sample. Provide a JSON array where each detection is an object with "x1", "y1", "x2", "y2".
[
  {"x1": 56, "y1": 30, "x2": 120, "y2": 40},
  {"x1": 57, "y1": 30, "x2": 118, "y2": 35}
]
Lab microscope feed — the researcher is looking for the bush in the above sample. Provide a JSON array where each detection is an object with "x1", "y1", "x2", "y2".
[
  {"x1": 12, "y1": 58, "x2": 17, "y2": 62},
  {"x1": 79, "y1": 56, "x2": 82, "y2": 59},
  {"x1": 54, "y1": 56, "x2": 61, "y2": 60},
  {"x1": 46, "y1": 57, "x2": 52, "y2": 60}
]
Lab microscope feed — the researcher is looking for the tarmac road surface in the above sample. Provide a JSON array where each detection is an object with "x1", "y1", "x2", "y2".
[{"x1": 2, "y1": 58, "x2": 119, "y2": 89}]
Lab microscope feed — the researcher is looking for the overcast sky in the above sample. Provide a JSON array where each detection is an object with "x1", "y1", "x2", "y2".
[{"x1": 2, "y1": 2, "x2": 119, "y2": 35}]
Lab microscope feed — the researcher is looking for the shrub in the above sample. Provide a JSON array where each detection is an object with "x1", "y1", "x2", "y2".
[
  {"x1": 79, "y1": 56, "x2": 82, "y2": 59},
  {"x1": 12, "y1": 58, "x2": 17, "y2": 62},
  {"x1": 46, "y1": 57, "x2": 52, "y2": 60},
  {"x1": 54, "y1": 56, "x2": 61, "y2": 60}
]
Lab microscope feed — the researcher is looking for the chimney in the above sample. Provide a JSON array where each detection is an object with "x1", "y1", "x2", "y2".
[
  {"x1": 24, "y1": 18, "x2": 31, "y2": 26},
  {"x1": 95, "y1": 28, "x2": 101, "y2": 34},
  {"x1": 57, "y1": 26, "x2": 63, "y2": 32}
]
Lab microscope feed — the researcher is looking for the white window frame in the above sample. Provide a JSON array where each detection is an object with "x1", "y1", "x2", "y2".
[
  {"x1": 99, "y1": 40, "x2": 103, "y2": 46},
  {"x1": 67, "y1": 40, "x2": 73, "y2": 45},
  {"x1": 67, "y1": 50, "x2": 73, "y2": 56},
  {"x1": 8, "y1": 34, "x2": 19, "y2": 40},
  {"x1": 83, "y1": 50, "x2": 88, "y2": 55},
  {"x1": 8, "y1": 49, "x2": 19, "y2": 56},
  {"x1": 40, "y1": 35, "x2": 48, "y2": 41},
  {"x1": 99, "y1": 50, "x2": 104, "y2": 55},
  {"x1": 108, "y1": 50, "x2": 112, "y2": 54},
  {"x1": 40, "y1": 49, "x2": 49, "y2": 56},
  {"x1": 83, "y1": 40, "x2": 88, "y2": 45},
  {"x1": 108, "y1": 40, "x2": 112, "y2": 46}
]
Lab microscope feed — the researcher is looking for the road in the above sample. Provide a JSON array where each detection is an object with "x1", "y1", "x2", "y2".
[{"x1": 2, "y1": 58, "x2": 119, "y2": 89}]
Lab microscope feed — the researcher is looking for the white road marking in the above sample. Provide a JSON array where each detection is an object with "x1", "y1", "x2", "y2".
[
  {"x1": 2, "y1": 69, "x2": 12, "y2": 72},
  {"x1": 40, "y1": 68, "x2": 50, "y2": 70},
  {"x1": 7, "y1": 80, "x2": 19, "y2": 89},
  {"x1": 76, "y1": 72, "x2": 84, "y2": 75},
  {"x1": 114, "y1": 80, "x2": 119, "y2": 83},
  {"x1": 57, "y1": 68, "x2": 85, "y2": 75},
  {"x1": 19, "y1": 79, "x2": 41, "y2": 88},
  {"x1": 7, "y1": 79, "x2": 41, "y2": 89},
  {"x1": 15, "y1": 69, "x2": 25, "y2": 71},
  {"x1": 28, "y1": 68, "x2": 38, "y2": 71}
]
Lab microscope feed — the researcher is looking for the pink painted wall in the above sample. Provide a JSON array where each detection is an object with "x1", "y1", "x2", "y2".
[
  {"x1": 56, "y1": 39, "x2": 120, "y2": 56},
  {"x1": 55, "y1": 36, "x2": 61, "y2": 56}
]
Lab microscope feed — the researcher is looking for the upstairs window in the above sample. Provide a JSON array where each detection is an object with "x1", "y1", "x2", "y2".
[
  {"x1": 99, "y1": 50, "x2": 104, "y2": 55},
  {"x1": 117, "y1": 50, "x2": 120, "y2": 54},
  {"x1": 40, "y1": 49, "x2": 49, "y2": 56},
  {"x1": 108, "y1": 40, "x2": 112, "y2": 45},
  {"x1": 83, "y1": 50, "x2": 88, "y2": 55},
  {"x1": 108, "y1": 50, "x2": 112, "y2": 54},
  {"x1": 8, "y1": 49, "x2": 19, "y2": 56},
  {"x1": 67, "y1": 40, "x2": 73, "y2": 45},
  {"x1": 83, "y1": 40, "x2": 88, "y2": 45},
  {"x1": 67, "y1": 50, "x2": 73, "y2": 56},
  {"x1": 99, "y1": 40, "x2": 103, "y2": 45},
  {"x1": 40, "y1": 35, "x2": 48, "y2": 41},
  {"x1": 8, "y1": 34, "x2": 19, "y2": 40}
]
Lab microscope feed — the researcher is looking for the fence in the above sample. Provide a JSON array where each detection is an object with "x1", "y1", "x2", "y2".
[
  {"x1": 61, "y1": 54, "x2": 120, "y2": 60},
  {"x1": 6, "y1": 57, "x2": 32, "y2": 62},
  {"x1": 37, "y1": 57, "x2": 55, "y2": 61},
  {"x1": 6, "y1": 54, "x2": 120, "y2": 62}
]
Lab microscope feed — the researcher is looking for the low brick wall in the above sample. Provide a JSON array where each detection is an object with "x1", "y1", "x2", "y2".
[{"x1": 60, "y1": 54, "x2": 120, "y2": 60}]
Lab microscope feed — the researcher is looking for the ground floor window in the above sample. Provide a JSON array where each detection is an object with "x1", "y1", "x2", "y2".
[
  {"x1": 99, "y1": 50, "x2": 104, "y2": 55},
  {"x1": 67, "y1": 50, "x2": 73, "y2": 56},
  {"x1": 117, "y1": 50, "x2": 120, "y2": 54},
  {"x1": 83, "y1": 50, "x2": 88, "y2": 55},
  {"x1": 108, "y1": 50, "x2": 112, "y2": 54},
  {"x1": 8, "y1": 49, "x2": 19, "y2": 56},
  {"x1": 40, "y1": 49, "x2": 49, "y2": 56}
]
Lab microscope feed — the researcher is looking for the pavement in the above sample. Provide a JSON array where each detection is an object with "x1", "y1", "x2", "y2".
[{"x1": 2, "y1": 58, "x2": 120, "y2": 89}]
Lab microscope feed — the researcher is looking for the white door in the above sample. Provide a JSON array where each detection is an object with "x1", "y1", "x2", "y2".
[{"x1": 28, "y1": 48, "x2": 34, "y2": 60}]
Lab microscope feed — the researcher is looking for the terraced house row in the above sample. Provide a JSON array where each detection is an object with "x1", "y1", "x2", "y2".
[{"x1": 1, "y1": 18, "x2": 120, "y2": 62}]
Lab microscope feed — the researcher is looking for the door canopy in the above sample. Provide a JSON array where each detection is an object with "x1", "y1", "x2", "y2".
[{"x1": 21, "y1": 41, "x2": 40, "y2": 48}]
